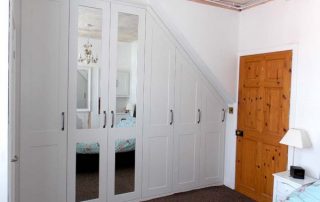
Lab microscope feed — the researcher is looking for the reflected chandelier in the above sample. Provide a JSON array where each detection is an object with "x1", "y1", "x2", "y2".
[{"x1": 78, "y1": 40, "x2": 98, "y2": 65}]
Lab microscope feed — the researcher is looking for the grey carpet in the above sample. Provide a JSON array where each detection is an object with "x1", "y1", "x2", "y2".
[{"x1": 145, "y1": 186, "x2": 255, "y2": 202}]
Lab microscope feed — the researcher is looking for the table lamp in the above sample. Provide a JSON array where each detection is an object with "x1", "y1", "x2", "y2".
[{"x1": 280, "y1": 128, "x2": 312, "y2": 179}]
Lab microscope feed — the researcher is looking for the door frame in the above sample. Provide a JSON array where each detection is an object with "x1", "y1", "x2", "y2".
[{"x1": 230, "y1": 44, "x2": 299, "y2": 190}]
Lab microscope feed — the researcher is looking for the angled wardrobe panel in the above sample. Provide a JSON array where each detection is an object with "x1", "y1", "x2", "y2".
[
  {"x1": 142, "y1": 13, "x2": 176, "y2": 198},
  {"x1": 20, "y1": 0, "x2": 69, "y2": 201},
  {"x1": 199, "y1": 78, "x2": 226, "y2": 187},
  {"x1": 173, "y1": 50, "x2": 201, "y2": 192}
]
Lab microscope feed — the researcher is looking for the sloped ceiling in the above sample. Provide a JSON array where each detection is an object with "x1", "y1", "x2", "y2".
[
  {"x1": 191, "y1": 0, "x2": 273, "y2": 11},
  {"x1": 149, "y1": 0, "x2": 239, "y2": 102}
]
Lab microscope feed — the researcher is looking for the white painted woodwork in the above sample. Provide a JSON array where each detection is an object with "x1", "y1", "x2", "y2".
[
  {"x1": 273, "y1": 171, "x2": 317, "y2": 202},
  {"x1": 173, "y1": 50, "x2": 201, "y2": 192},
  {"x1": 116, "y1": 71, "x2": 131, "y2": 97},
  {"x1": 67, "y1": 0, "x2": 110, "y2": 202},
  {"x1": 18, "y1": 1, "x2": 226, "y2": 201},
  {"x1": 142, "y1": 14, "x2": 176, "y2": 198},
  {"x1": 20, "y1": 0, "x2": 69, "y2": 201},
  {"x1": 199, "y1": 79, "x2": 225, "y2": 186},
  {"x1": 108, "y1": 3, "x2": 145, "y2": 202}
]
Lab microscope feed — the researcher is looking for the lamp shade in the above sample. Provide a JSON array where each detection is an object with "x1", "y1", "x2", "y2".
[
  {"x1": 280, "y1": 128, "x2": 312, "y2": 149},
  {"x1": 126, "y1": 103, "x2": 134, "y2": 111}
]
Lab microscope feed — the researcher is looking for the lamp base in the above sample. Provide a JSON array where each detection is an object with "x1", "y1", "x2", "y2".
[{"x1": 290, "y1": 166, "x2": 305, "y2": 179}]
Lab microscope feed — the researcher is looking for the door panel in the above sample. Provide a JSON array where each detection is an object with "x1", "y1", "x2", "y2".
[
  {"x1": 199, "y1": 83, "x2": 225, "y2": 186},
  {"x1": 177, "y1": 133, "x2": 197, "y2": 184},
  {"x1": 142, "y1": 14, "x2": 175, "y2": 198},
  {"x1": 108, "y1": 4, "x2": 145, "y2": 202},
  {"x1": 67, "y1": 0, "x2": 110, "y2": 201},
  {"x1": 20, "y1": 0, "x2": 69, "y2": 201},
  {"x1": 236, "y1": 51, "x2": 292, "y2": 202},
  {"x1": 174, "y1": 51, "x2": 200, "y2": 192}
]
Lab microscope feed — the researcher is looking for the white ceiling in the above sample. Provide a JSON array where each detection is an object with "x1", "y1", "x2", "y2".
[
  {"x1": 193, "y1": 0, "x2": 272, "y2": 10},
  {"x1": 78, "y1": 6, "x2": 138, "y2": 42}
]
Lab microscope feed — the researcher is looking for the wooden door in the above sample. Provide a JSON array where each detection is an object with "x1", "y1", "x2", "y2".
[
  {"x1": 20, "y1": 0, "x2": 69, "y2": 201},
  {"x1": 142, "y1": 14, "x2": 176, "y2": 198},
  {"x1": 108, "y1": 3, "x2": 145, "y2": 202},
  {"x1": 199, "y1": 79, "x2": 226, "y2": 187},
  {"x1": 173, "y1": 50, "x2": 201, "y2": 192},
  {"x1": 236, "y1": 51, "x2": 292, "y2": 202},
  {"x1": 67, "y1": 0, "x2": 110, "y2": 201}
]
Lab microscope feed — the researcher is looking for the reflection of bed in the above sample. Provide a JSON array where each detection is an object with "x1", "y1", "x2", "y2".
[
  {"x1": 76, "y1": 117, "x2": 136, "y2": 154},
  {"x1": 286, "y1": 181, "x2": 320, "y2": 201}
]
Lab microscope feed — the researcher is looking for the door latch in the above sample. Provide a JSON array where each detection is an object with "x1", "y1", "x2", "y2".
[{"x1": 236, "y1": 130, "x2": 244, "y2": 137}]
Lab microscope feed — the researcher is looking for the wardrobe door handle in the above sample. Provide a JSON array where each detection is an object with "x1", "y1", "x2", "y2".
[
  {"x1": 170, "y1": 110, "x2": 174, "y2": 125},
  {"x1": 197, "y1": 109, "x2": 201, "y2": 124},
  {"x1": 61, "y1": 112, "x2": 65, "y2": 131},
  {"x1": 111, "y1": 111, "x2": 115, "y2": 128},
  {"x1": 103, "y1": 111, "x2": 107, "y2": 128},
  {"x1": 98, "y1": 97, "x2": 101, "y2": 115},
  {"x1": 222, "y1": 109, "x2": 226, "y2": 123}
]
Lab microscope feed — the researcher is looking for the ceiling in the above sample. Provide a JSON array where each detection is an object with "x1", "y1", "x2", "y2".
[
  {"x1": 191, "y1": 0, "x2": 273, "y2": 11},
  {"x1": 78, "y1": 7, "x2": 139, "y2": 42}
]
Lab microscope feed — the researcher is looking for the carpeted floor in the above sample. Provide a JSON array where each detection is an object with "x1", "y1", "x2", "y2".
[{"x1": 145, "y1": 186, "x2": 255, "y2": 202}]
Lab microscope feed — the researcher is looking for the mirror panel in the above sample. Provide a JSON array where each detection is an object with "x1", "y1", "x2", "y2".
[
  {"x1": 77, "y1": 6, "x2": 102, "y2": 129},
  {"x1": 115, "y1": 13, "x2": 139, "y2": 128},
  {"x1": 115, "y1": 138, "x2": 136, "y2": 195},
  {"x1": 76, "y1": 142, "x2": 100, "y2": 202}
]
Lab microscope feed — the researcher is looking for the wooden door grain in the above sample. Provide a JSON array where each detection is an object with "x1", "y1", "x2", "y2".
[{"x1": 236, "y1": 51, "x2": 292, "y2": 202}]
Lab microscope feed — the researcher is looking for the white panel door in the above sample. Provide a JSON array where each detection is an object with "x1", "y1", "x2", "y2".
[
  {"x1": 173, "y1": 51, "x2": 201, "y2": 192},
  {"x1": 20, "y1": 0, "x2": 69, "y2": 201},
  {"x1": 67, "y1": 0, "x2": 109, "y2": 202},
  {"x1": 199, "y1": 79, "x2": 226, "y2": 187},
  {"x1": 108, "y1": 3, "x2": 145, "y2": 202},
  {"x1": 142, "y1": 14, "x2": 176, "y2": 198}
]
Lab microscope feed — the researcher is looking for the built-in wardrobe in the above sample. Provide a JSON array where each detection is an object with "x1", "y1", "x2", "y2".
[{"x1": 18, "y1": 0, "x2": 226, "y2": 202}]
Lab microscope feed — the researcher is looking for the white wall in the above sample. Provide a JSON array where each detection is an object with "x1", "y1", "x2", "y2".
[
  {"x1": 0, "y1": 0, "x2": 9, "y2": 201},
  {"x1": 149, "y1": 0, "x2": 239, "y2": 101},
  {"x1": 224, "y1": 0, "x2": 320, "y2": 188}
]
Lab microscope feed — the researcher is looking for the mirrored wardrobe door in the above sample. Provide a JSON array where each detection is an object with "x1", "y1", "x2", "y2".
[
  {"x1": 108, "y1": 3, "x2": 145, "y2": 202},
  {"x1": 68, "y1": 0, "x2": 110, "y2": 202}
]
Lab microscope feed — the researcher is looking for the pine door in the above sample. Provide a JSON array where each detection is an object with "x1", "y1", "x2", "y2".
[{"x1": 236, "y1": 51, "x2": 292, "y2": 202}]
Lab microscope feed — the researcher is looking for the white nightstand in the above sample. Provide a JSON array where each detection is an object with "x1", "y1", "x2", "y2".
[{"x1": 273, "y1": 171, "x2": 317, "y2": 202}]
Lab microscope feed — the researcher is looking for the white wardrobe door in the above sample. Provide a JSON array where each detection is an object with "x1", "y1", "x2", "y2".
[
  {"x1": 20, "y1": 0, "x2": 69, "y2": 201},
  {"x1": 108, "y1": 3, "x2": 145, "y2": 202},
  {"x1": 142, "y1": 15, "x2": 175, "y2": 198},
  {"x1": 67, "y1": 1, "x2": 110, "y2": 202},
  {"x1": 173, "y1": 51, "x2": 201, "y2": 192},
  {"x1": 199, "y1": 81, "x2": 225, "y2": 187}
]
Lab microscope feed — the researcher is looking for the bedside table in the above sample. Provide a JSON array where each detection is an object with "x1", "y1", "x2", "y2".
[{"x1": 273, "y1": 171, "x2": 317, "y2": 202}]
